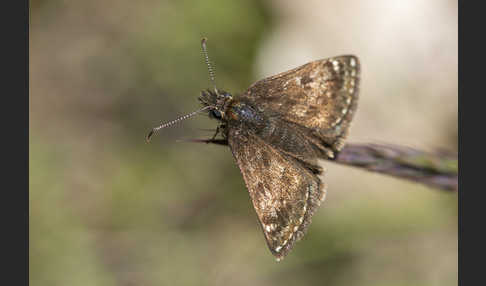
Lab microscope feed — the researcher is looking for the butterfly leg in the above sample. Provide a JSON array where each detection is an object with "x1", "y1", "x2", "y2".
[
  {"x1": 211, "y1": 125, "x2": 221, "y2": 140},
  {"x1": 211, "y1": 123, "x2": 226, "y2": 140}
]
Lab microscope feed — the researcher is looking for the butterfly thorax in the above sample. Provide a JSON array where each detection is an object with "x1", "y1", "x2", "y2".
[{"x1": 224, "y1": 100, "x2": 266, "y2": 132}]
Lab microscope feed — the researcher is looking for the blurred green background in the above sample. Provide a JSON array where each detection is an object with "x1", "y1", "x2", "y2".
[{"x1": 30, "y1": 0, "x2": 457, "y2": 285}]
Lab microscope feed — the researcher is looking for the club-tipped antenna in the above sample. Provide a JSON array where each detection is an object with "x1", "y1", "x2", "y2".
[
  {"x1": 201, "y1": 37, "x2": 218, "y2": 94},
  {"x1": 146, "y1": 105, "x2": 213, "y2": 143}
]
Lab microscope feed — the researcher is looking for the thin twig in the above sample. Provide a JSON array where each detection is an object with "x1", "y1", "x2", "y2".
[{"x1": 335, "y1": 143, "x2": 458, "y2": 192}]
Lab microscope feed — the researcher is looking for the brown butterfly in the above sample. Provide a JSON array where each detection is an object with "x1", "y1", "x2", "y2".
[{"x1": 147, "y1": 38, "x2": 360, "y2": 261}]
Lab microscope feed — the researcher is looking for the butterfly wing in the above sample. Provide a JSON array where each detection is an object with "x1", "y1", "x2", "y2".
[
  {"x1": 228, "y1": 127, "x2": 326, "y2": 261},
  {"x1": 243, "y1": 55, "x2": 360, "y2": 153}
]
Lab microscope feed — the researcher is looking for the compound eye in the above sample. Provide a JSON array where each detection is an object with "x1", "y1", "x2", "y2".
[{"x1": 210, "y1": 109, "x2": 223, "y2": 119}]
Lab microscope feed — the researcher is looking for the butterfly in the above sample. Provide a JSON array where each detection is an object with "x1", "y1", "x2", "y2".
[{"x1": 147, "y1": 38, "x2": 360, "y2": 261}]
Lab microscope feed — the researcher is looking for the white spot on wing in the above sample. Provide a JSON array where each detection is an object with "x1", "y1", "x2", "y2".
[
  {"x1": 270, "y1": 223, "x2": 277, "y2": 231},
  {"x1": 332, "y1": 60, "x2": 340, "y2": 72},
  {"x1": 294, "y1": 76, "x2": 302, "y2": 85}
]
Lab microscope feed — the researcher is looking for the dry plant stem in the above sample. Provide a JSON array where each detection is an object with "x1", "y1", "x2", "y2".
[{"x1": 335, "y1": 143, "x2": 458, "y2": 192}]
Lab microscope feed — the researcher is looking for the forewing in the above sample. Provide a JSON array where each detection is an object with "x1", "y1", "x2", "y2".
[
  {"x1": 228, "y1": 128, "x2": 326, "y2": 260},
  {"x1": 244, "y1": 55, "x2": 360, "y2": 151}
]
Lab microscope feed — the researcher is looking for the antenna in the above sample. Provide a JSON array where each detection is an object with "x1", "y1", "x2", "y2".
[
  {"x1": 146, "y1": 105, "x2": 213, "y2": 143},
  {"x1": 201, "y1": 37, "x2": 218, "y2": 94}
]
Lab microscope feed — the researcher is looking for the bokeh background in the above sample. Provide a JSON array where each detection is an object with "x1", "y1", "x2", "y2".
[{"x1": 30, "y1": 0, "x2": 457, "y2": 285}]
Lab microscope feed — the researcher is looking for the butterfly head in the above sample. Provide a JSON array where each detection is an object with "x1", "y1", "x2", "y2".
[{"x1": 199, "y1": 88, "x2": 233, "y2": 121}]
